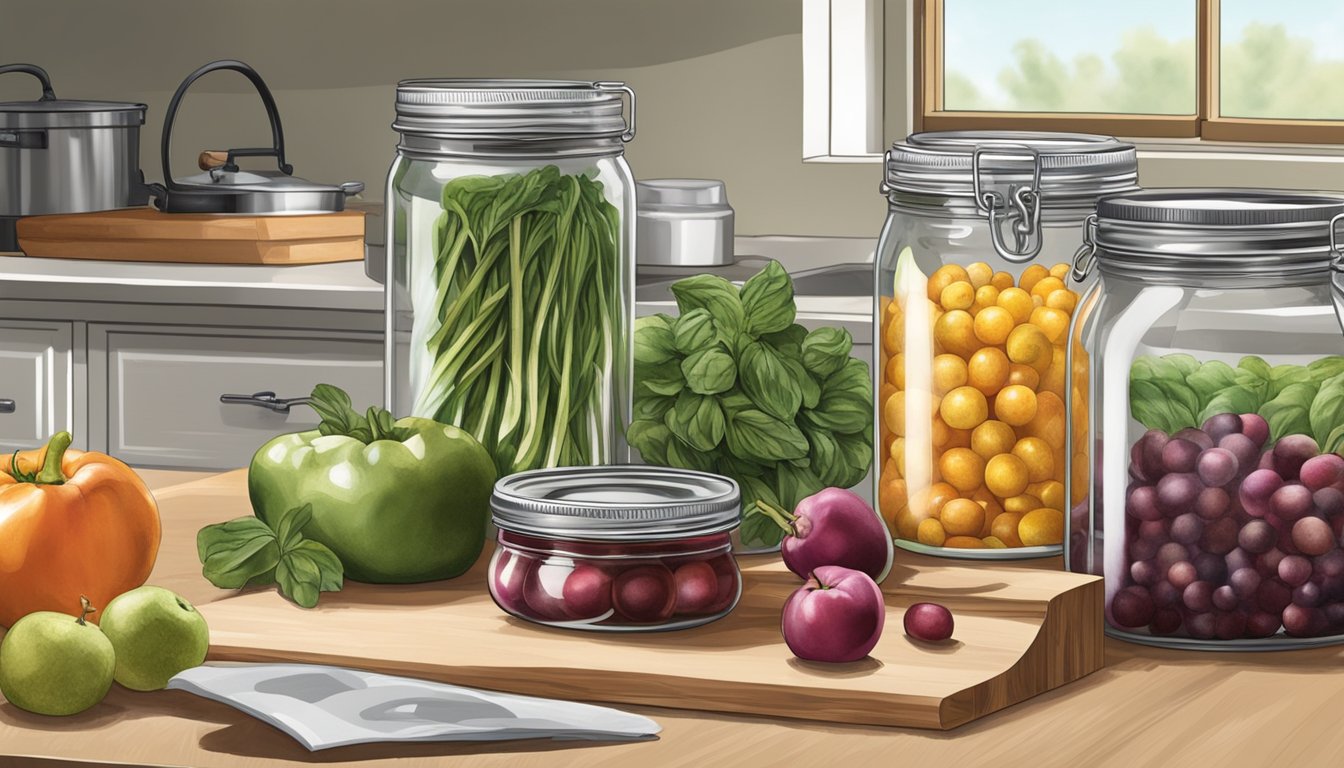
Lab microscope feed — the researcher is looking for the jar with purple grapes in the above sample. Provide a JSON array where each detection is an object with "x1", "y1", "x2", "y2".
[{"x1": 1068, "y1": 189, "x2": 1344, "y2": 649}]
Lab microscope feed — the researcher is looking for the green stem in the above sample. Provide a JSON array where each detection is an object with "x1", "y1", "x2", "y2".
[
  {"x1": 34, "y1": 432, "x2": 71, "y2": 485},
  {"x1": 751, "y1": 499, "x2": 797, "y2": 534}
]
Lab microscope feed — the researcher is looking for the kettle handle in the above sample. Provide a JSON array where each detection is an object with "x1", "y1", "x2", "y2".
[
  {"x1": 157, "y1": 60, "x2": 291, "y2": 204},
  {"x1": 0, "y1": 64, "x2": 56, "y2": 101}
]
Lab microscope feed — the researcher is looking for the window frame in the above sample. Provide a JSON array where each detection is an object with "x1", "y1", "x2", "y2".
[{"x1": 915, "y1": 0, "x2": 1344, "y2": 144}]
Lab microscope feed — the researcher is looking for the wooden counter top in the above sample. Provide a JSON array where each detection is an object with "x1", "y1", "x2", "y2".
[{"x1": 0, "y1": 470, "x2": 1341, "y2": 767}]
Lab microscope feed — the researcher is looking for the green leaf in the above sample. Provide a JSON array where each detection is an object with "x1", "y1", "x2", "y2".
[
  {"x1": 782, "y1": 357, "x2": 821, "y2": 410},
  {"x1": 1311, "y1": 371, "x2": 1344, "y2": 450},
  {"x1": 275, "y1": 539, "x2": 344, "y2": 609},
  {"x1": 1259, "y1": 381, "x2": 1319, "y2": 442},
  {"x1": 801, "y1": 327, "x2": 853, "y2": 379},
  {"x1": 664, "y1": 391, "x2": 726, "y2": 452},
  {"x1": 669, "y1": 274, "x2": 745, "y2": 341},
  {"x1": 633, "y1": 392, "x2": 676, "y2": 422},
  {"x1": 1308, "y1": 356, "x2": 1344, "y2": 383},
  {"x1": 776, "y1": 462, "x2": 824, "y2": 513},
  {"x1": 1235, "y1": 356, "x2": 1273, "y2": 400},
  {"x1": 638, "y1": 360, "x2": 687, "y2": 397},
  {"x1": 802, "y1": 358, "x2": 872, "y2": 434},
  {"x1": 1186, "y1": 361, "x2": 1238, "y2": 411},
  {"x1": 272, "y1": 504, "x2": 313, "y2": 553},
  {"x1": 740, "y1": 341, "x2": 803, "y2": 421},
  {"x1": 761, "y1": 324, "x2": 809, "y2": 360},
  {"x1": 1196, "y1": 385, "x2": 1264, "y2": 426},
  {"x1": 627, "y1": 420, "x2": 675, "y2": 465},
  {"x1": 804, "y1": 425, "x2": 845, "y2": 488},
  {"x1": 1267, "y1": 364, "x2": 1310, "y2": 401},
  {"x1": 681, "y1": 347, "x2": 737, "y2": 396},
  {"x1": 634, "y1": 323, "x2": 679, "y2": 366},
  {"x1": 717, "y1": 387, "x2": 755, "y2": 417},
  {"x1": 673, "y1": 309, "x2": 718, "y2": 355},
  {"x1": 734, "y1": 473, "x2": 786, "y2": 548},
  {"x1": 1127, "y1": 356, "x2": 1201, "y2": 432},
  {"x1": 197, "y1": 517, "x2": 280, "y2": 590},
  {"x1": 725, "y1": 409, "x2": 809, "y2": 462},
  {"x1": 740, "y1": 261, "x2": 796, "y2": 335},
  {"x1": 667, "y1": 438, "x2": 718, "y2": 473},
  {"x1": 1325, "y1": 423, "x2": 1344, "y2": 455},
  {"x1": 832, "y1": 430, "x2": 875, "y2": 489},
  {"x1": 308, "y1": 383, "x2": 363, "y2": 437}
]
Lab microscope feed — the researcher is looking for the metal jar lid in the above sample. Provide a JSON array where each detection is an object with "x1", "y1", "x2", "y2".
[
  {"x1": 0, "y1": 63, "x2": 145, "y2": 130},
  {"x1": 393, "y1": 79, "x2": 635, "y2": 142},
  {"x1": 1071, "y1": 188, "x2": 1344, "y2": 285},
  {"x1": 883, "y1": 131, "x2": 1138, "y2": 263},
  {"x1": 491, "y1": 466, "x2": 740, "y2": 542}
]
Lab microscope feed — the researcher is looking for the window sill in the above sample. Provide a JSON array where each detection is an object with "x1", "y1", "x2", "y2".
[{"x1": 802, "y1": 140, "x2": 1344, "y2": 165}]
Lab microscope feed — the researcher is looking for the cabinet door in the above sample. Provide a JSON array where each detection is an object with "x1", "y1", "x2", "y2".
[
  {"x1": 90, "y1": 325, "x2": 382, "y2": 470},
  {"x1": 0, "y1": 319, "x2": 73, "y2": 451}
]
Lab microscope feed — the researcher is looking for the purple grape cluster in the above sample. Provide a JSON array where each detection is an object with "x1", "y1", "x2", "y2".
[{"x1": 1115, "y1": 412, "x2": 1344, "y2": 641}]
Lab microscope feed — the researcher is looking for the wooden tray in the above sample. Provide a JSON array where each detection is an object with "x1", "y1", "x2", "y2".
[
  {"x1": 184, "y1": 476, "x2": 1104, "y2": 731},
  {"x1": 14, "y1": 207, "x2": 365, "y2": 265}
]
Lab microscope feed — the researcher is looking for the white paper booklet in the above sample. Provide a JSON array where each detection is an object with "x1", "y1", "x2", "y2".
[{"x1": 167, "y1": 663, "x2": 661, "y2": 751}]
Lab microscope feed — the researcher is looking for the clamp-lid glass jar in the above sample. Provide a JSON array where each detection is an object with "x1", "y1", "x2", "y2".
[
  {"x1": 488, "y1": 465, "x2": 742, "y2": 631},
  {"x1": 385, "y1": 80, "x2": 636, "y2": 476},
  {"x1": 876, "y1": 131, "x2": 1138, "y2": 559},
  {"x1": 1068, "y1": 188, "x2": 1344, "y2": 649}
]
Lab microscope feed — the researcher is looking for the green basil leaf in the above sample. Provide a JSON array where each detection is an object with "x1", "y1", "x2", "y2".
[
  {"x1": 627, "y1": 420, "x2": 675, "y2": 465},
  {"x1": 761, "y1": 323, "x2": 809, "y2": 360},
  {"x1": 673, "y1": 309, "x2": 718, "y2": 355},
  {"x1": 740, "y1": 261, "x2": 796, "y2": 335},
  {"x1": 1310, "y1": 371, "x2": 1344, "y2": 449},
  {"x1": 1186, "y1": 360, "x2": 1238, "y2": 411},
  {"x1": 1196, "y1": 384, "x2": 1264, "y2": 427},
  {"x1": 716, "y1": 451, "x2": 771, "y2": 477},
  {"x1": 725, "y1": 409, "x2": 810, "y2": 462},
  {"x1": 735, "y1": 472, "x2": 786, "y2": 548},
  {"x1": 275, "y1": 539, "x2": 344, "y2": 609},
  {"x1": 273, "y1": 504, "x2": 314, "y2": 553},
  {"x1": 1235, "y1": 356, "x2": 1273, "y2": 399},
  {"x1": 740, "y1": 341, "x2": 803, "y2": 421},
  {"x1": 681, "y1": 347, "x2": 737, "y2": 395},
  {"x1": 833, "y1": 430, "x2": 875, "y2": 489},
  {"x1": 1308, "y1": 356, "x2": 1344, "y2": 383},
  {"x1": 717, "y1": 387, "x2": 755, "y2": 417},
  {"x1": 1267, "y1": 364, "x2": 1310, "y2": 401},
  {"x1": 1324, "y1": 423, "x2": 1344, "y2": 455},
  {"x1": 669, "y1": 274, "x2": 745, "y2": 341},
  {"x1": 801, "y1": 327, "x2": 853, "y2": 379},
  {"x1": 667, "y1": 438, "x2": 718, "y2": 473},
  {"x1": 197, "y1": 517, "x2": 280, "y2": 590},
  {"x1": 803, "y1": 358, "x2": 872, "y2": 434},
  {"x1": 776, "y1": 462, "x2": 824, "y2": 513},
  {"x1": 634, "y1": 313, "x2": 676, "y2": 334},
  {"x1": 633, "y1": 392, "x2": 676, "y2": 422},
  {"x1": 782, "y1": 357, "x2": 821, "y2": 410},
  {"x1": 634, "y1": 323, "x2": 679, "y2": 367},
  {"x1": 664, "y1": 391, "x2": 726, "y2": 452},
  {"x1": 638, "y1": 360, "x2": 687, "y2": 397},
  {"x1": 1259, "y1": 381, "x2": 1319, "y2": 442},
  {"x1": 804, "y1": 425, "x2": 845, "y2": 488}
]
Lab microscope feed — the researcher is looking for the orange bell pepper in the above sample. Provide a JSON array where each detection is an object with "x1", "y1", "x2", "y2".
[{"x1": 0, "y1": 432, "x2": 160, "y2": 627}]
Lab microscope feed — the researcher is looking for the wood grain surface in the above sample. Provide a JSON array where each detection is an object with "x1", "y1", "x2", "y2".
[
  {"x1": 14, "y1": 208, "x2": 365, "y2": 265},
  {"x1": 0, "y1": 471, "x2": 1341, "y2": 767}
]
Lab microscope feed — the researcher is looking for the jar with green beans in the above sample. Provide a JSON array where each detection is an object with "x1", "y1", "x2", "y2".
[{"x1": 385, "y1": 80, "x2": 636, "y2": 475}]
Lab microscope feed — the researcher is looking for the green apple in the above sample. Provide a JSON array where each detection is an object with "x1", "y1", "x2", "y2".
[
  {"x1": 99, "y1": 586, "x2": 210, "y2": 691},
  {"x1": 0, "y1": 599, "x2": 116, "y2": 716}
]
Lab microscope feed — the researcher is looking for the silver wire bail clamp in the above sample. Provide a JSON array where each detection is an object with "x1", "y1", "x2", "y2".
[{"x1": 972, "y1": 144, "x2": 1044, "y2": 264}]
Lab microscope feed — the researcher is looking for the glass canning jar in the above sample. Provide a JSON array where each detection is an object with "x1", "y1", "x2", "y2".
[
  {"x1": 1069, "y1": 188, "x2": 1344, "y2": 649},
  {"x1": 488, "y1": 466, "x2": 742, "y2": 631},
  {"x1": 875, "y1": 131, "x2": 1138, "y2": 559},
  {"x1": 385, "y1": 80, "x2": 636, "y2": 476}
]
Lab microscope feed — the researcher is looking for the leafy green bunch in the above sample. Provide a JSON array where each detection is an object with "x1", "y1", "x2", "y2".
[
  {"x1": 629, "y1": 261, "x2": 873, "y2": 548},
  {"x1": 1131, "y1": 353, "x2": 1344, "y2": 451}
]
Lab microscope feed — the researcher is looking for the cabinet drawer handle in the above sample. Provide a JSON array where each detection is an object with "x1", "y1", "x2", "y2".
[
  {"x1": 0, "y1": 399, "x2": 13, "y2": 414},
  {"x1": 219, "y1": 391, "x2": 311, "y2": 415}
]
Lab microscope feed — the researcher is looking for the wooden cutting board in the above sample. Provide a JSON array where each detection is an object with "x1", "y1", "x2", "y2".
[
  {"x1": 180, "y1": 472, "x2": 1104, "y2": 731},
  {"x1": 14, "y1": 207, "x2": 365, "y2": 265}
]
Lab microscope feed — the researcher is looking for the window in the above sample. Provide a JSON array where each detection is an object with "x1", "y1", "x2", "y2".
[{"x1": 917, "y1": 0, "x2": 1344, "y2": 143}]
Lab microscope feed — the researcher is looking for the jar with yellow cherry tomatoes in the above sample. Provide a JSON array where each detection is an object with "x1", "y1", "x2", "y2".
[{"x1": 876, "y1": 131, "x2": 1138, "y2": 559}]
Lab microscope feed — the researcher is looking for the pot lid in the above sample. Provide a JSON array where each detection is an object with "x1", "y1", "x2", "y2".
[
  {"x1": 1075, "y1": 188, "x2": 1344, "y2": 284},
  {"x1": 393, "y1": 79, "x2": 635, "y2": 141},
  {"x1": 0, "y1": 63, "x2": 145, "y2": 129},
  {"x1": 491, "y1": 466, "x2": 741, "y2": 541}
]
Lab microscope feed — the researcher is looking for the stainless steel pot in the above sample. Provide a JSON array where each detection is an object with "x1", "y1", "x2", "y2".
[{"x1": 0, "y1": 64, "x2": 148, "y2": 250}]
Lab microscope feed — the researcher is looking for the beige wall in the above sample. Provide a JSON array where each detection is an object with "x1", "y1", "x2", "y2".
[{"x1": 0, "y1": 0, "x2": 887, "y2": 237}]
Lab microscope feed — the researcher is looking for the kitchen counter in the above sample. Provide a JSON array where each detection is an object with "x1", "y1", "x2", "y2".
[{"x1": 0, "y1": 470, "x2": 1340, "y2": 768}]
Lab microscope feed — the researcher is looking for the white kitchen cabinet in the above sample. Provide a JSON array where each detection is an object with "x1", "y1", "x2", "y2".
[
  {"x1": 0, "y1": 319, "x2": 76, "y2": 451},
  {"x1": 89, "y1": 325, "x2": 382, "y2": 470}
]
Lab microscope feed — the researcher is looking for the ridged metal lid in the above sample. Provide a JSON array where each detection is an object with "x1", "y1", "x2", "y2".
[
  {"x1": 491, "y1": 466, "x2": 740, "y2": 541},
  {"x1": 1083, "y1": 188, "x2": 1344, "y2": 283},
  {"x1": 393, "y1": 79, "x2": 634, "y2": 141},
  {"x1": 884, "y1": 130, "x2": 1138, "y2": 203},
  {"x1": 0, "y1": 98, "x2": 145, "y2": 130}
]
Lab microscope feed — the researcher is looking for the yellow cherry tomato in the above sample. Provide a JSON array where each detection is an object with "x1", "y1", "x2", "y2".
[
  {"x1": 883, "y1": 310, "x2": 905, "y2": 354},
  {"x1": 971, "y1": 284, "x2": 1001, "y2": 315},
  {"x1": 1003, "y1": 493, "x2": 1045, "y2": 515},
  {"x1": 995, "y1": 384, "x2": 1039, "y2": 427},
  {"x1": 939, "y1": 447, "x2": 986, "y2": 493},
  {"x1": 917, "y1": 517, "x2": 948, "y2": 547},
  {"x1": 885, "y1": 352, "x2": 906, "y2": 388},
  {"x1": 940, "y1": 386, "x2": 989, "y2": 430},
  {"x1": 966, "y1": 262, "x2": 993, "y2": 289},
  {"x1": 1025, "y1": 390, "x2": 1066, "y2": 446},
  {"x1": 971, "y1": 420, "x2": 1017, "y2": 459},
  {"x1": 895, "y1": 506, "x2": 920, "y2": 540},
  {"x1": 944, "y1": 535, "x2": 987, "y2": 549},
  {"x1": 1045, "y1": 288, "x2": 1078, "y2": 314},
  {"x1": 991, "y1": 511, "x2": 1025, "y2": 547},
  {"x1": 879, "y1": 477, "x2": 908, "y2": 519},
  {"x1": 1008, "y1": 363, "x2": 1041, "y2": 390},
  {"x1": 1019, "y1": 507, "x2": 1064, "y2": 546},
  {"x1": 1006, "y1": 324, "x2": 1052, "y2": 371},
  {"x1": 1029, "y1": 275, "x2": 1066, "y2": 301},
  {"x1": 884, "y1": 389, "x2": 906, "y2": 436},
  {"x1": 985, "y1": 453, "x2": 1030, "y2": 498},
  {"x1": 982, "y1": 535, "x2": 1008, "y2": 549},
  {"x1": 939, "y1": 497, "x2": 986, "y2": 536},
  {"x1": 940, "y1": 280, "x2": 975, "y2": 311},
  {"x1": 967, "y1": 347, "x2": 1011, "y2": 395},
  {"x1": 990, "y1": 271, "x2": 1015, "y2": 291},
  {"x1": 1012, "y1": 436, "x2": 1055, "y2": 483},
  {"x1": 996, "y1": 288, "x2": 1034, "y2": 325},
  {"x1": 1030, "y1": 306, "x2": 1071, "y2": 345},
  {"x1": 1018, "y1": 264, "x2": 1049, "y2": 294},
  {"x1": 934, "y1": 309, "x2": 978, "y2": 358},
  {"x1": 890, "y1": 436, "x2": 906, "y2": 477},
  {"x1": 927, "y1": 264, "x2": 971, "y2": 303},
  {"x1": 973, "y1": 306, "x2": 1015, "y2": 346},
  {"x1": 1048, "y1": 262, "x2": 1071, "y2": 280},
  {"x1": 1037, "y1": 480, "x2": 1065, "y2": 511},
  {"x1": 932, "y1": 353, "x2": 969, "y2": 395}
]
